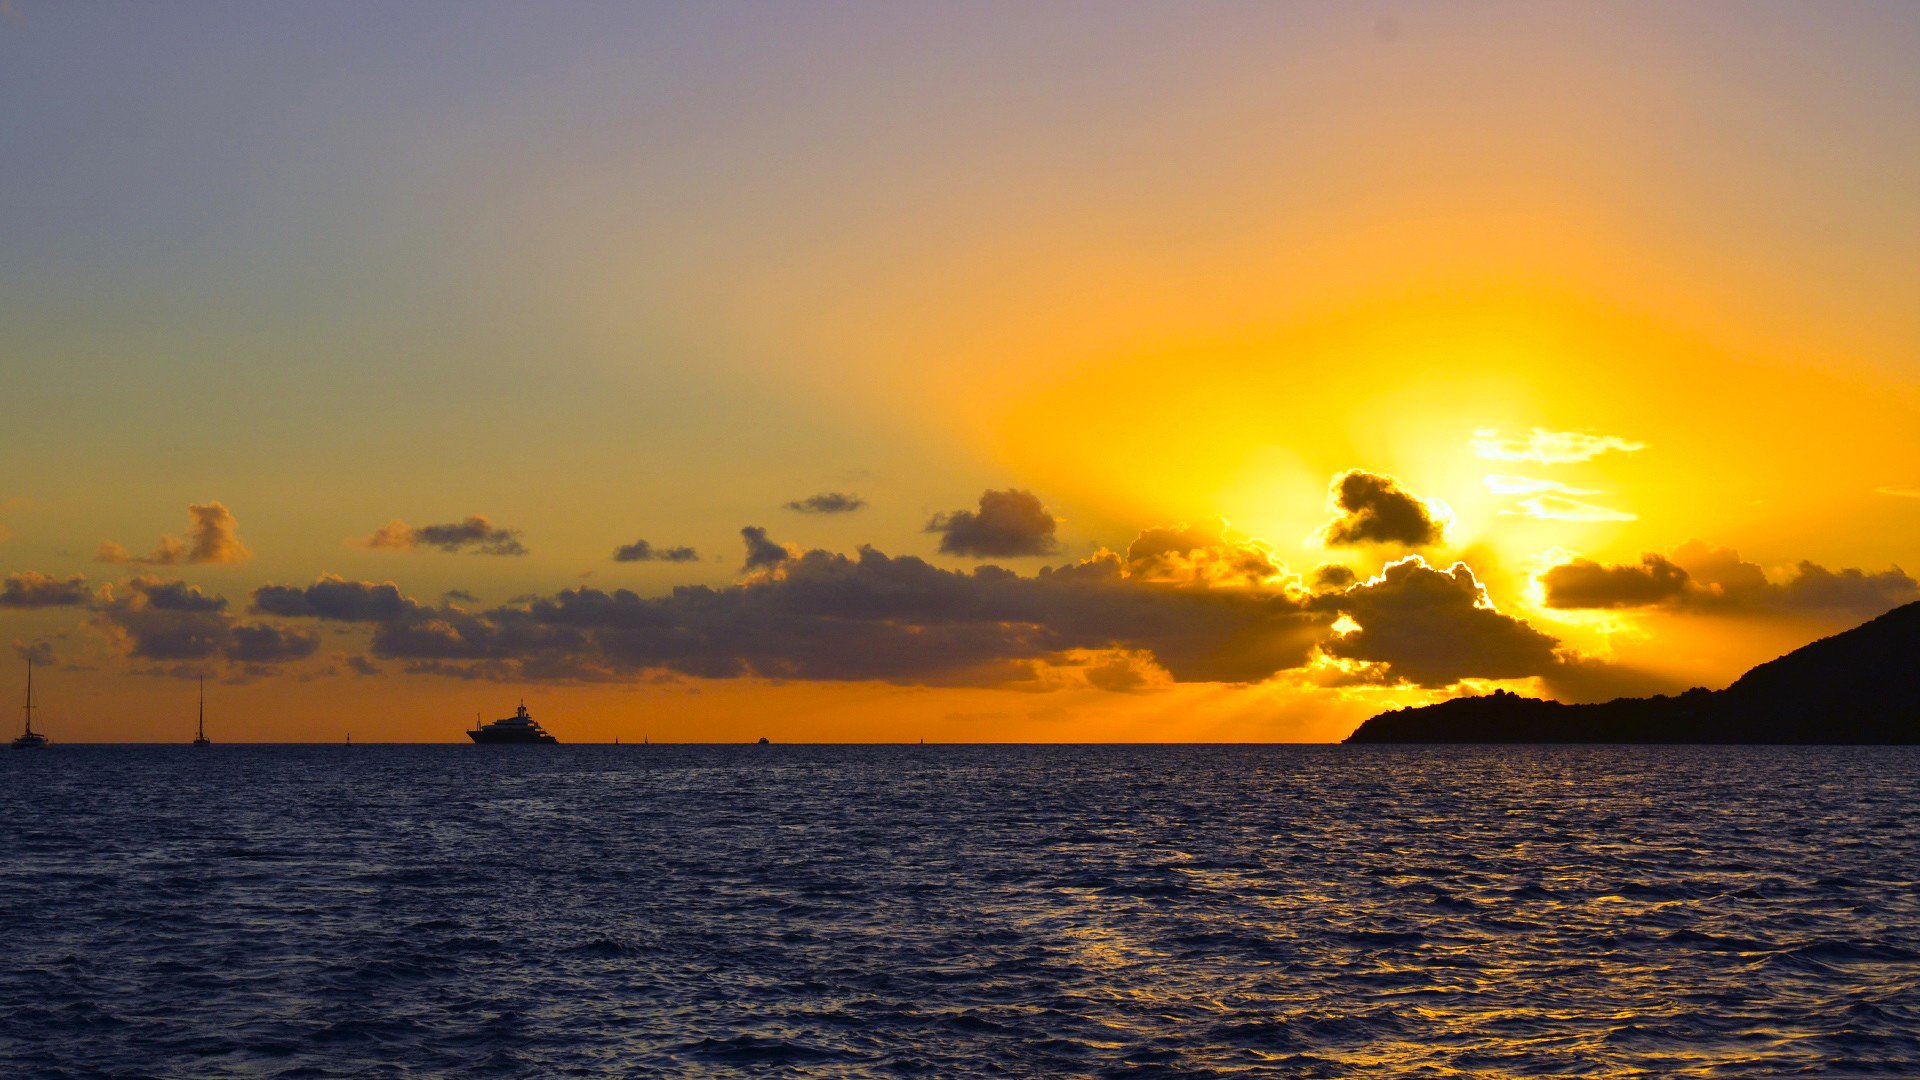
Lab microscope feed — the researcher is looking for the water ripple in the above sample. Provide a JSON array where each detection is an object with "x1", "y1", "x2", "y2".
[{"x1": 2, "y1": 744, "x2": 1918, "y2": 1076}]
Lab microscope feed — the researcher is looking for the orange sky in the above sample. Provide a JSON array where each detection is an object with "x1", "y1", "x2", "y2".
[{"x1": 4, "y1": 4, "x2": 1919, "y2": 741}]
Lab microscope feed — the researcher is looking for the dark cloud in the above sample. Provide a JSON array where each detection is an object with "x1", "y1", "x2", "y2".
[
  {"x1": 783, "y1": 492, "x2": 867, "y2": 514},
  {"x1": 95, "y1": 578, "x2": 318, "y2": 668},
  {"x1": 1540, "y1": 542, "x2": 1917, "y2": 619},
  {"x1": 0, "y1": 571, "x2": 88, "y2": 608},
  {"x1": 1541, "y1": 554, "x2": 1691, "y2": 609},
  {"x1": 613, "y1": 539, "x2": 701, "y2": 563},
  {"x1": 284, "y1": 537, "x2": 1589, "y2": 692},
  {"x1": 94, "y1": 581, "x2": 234, "y2": 661},
  {"x1": 741, "y1": 526, "x2": 792, "y2": 571},
  {"x1": 252, "y1": 575, "x2": 428, "y2": 621},
  {"x1": 1320, "y1": 471, "x2": 1446, "y2": 547},
  {"x1": 927, "y1": 489, "x2": 1060, "y2": 558},
  {"x1": 1313, "y1": 557, "x2": 1561, "y2": 687},
  {"x1": 362, "y1": 516, "x2": 526, "y2": 556},
  {"x1": 1312, "y1": 564, "x2": 1357, "y2": 591},
  {"x1": 96, "y1": 502, "x2": 252, "y2": 565},
  {"x1": 227, "y1": 623, "x2": 321, "y2": 663},
  {"x1": 137, "y1": 578, "x2": 228, "y2": 612},
  {"x1": 346, "y1": 655, "x2": 382, "y2": 677}
]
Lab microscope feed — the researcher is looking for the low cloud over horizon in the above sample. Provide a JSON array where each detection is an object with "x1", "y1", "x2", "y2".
[{"x1": 1540, "y1": 541, "x2": 1917, "y2": 618}]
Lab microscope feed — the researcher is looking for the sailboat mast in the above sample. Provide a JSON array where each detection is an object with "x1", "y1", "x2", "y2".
[
  {"x1": 22, "y1": 657, "x2": 33, "y2": 735},
  {"x1": 198, "y1": 676, "x2": 206, "y2": 739}
]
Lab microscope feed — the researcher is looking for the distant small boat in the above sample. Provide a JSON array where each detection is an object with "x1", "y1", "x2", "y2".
[
  {"x1": 468, "y1": 701, "x2": 559, "y2": 745},
  {"x1": 757, "y1": 736, "x2": 771, "y2": 745},
  {"x1": 12, "y1": 657, "x2": 47, "y2": 750},
  {"x1": 192, "y1": 676, "x2": 211, "y2": 747}
]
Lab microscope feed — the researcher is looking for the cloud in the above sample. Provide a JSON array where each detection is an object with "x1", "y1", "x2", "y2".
[
  {"x1": 227, "y1": 624, "x2": 322, "y2": 664},
  {"x1": 361, "y1": 516, "x2": 526, "y2": 556},
  {"x1": 927, "y1": 489, "x2": 1060, "y2": 557},
  {"x1": 1471, "y1": 428, "x2": 1645, "y2": 464},
  {"x1": 1123, "y1": 519, "x2": 1282, "y2": 586},
  {"x1": 97, "y1": 502, "x2": 252, "y2": 565},
  {"x1": 612, "y1": 539, "x2": 700, "y2": 563},
  {"x1": 783, "y1": 492, "x2": 867, "y2": 514},
  {"x1": 11, "y1": 640, "x2": 56, "y2": 665},
  {"x1": 252, "y1": 575, "x2": 429, "y2": 621},
  {"x1": 1312, "y1": 557, "x2": 1562, "y2": 687},
  {"x1": 1312, "y1": 564, "x2": 1357, "y2": 591},
  {"x1": 0, "y1": 571, "x2": 89, "y2": 608},
  {"x1": 1540, "y1": 554, "x2": 1692, "y2": 609},
  {"x1": 1504, "y1": 494, "x2": 1637, "y2": 522},
  {"x1": 1483, "y1": 475, "x2": 1600, "y2": 496},
  {"x1": 253, "y1": 528, "x2": 1613, "y2": 693},
  {"x1": 92, "y1": 577, "x2": 324, "y2": 669},
  {"x1": 1540, "y1": 542, "x2": 1917, "y2": 618},
  {"x1": 740, "y1": 526, "x2": 793, "y2": 571},
  {"x1": 1875, "y1": 486, "x2": 1920, "y2": 499},
  {"x1": 1320, "y1": 470, "x2": 1447, "y2": 547}
]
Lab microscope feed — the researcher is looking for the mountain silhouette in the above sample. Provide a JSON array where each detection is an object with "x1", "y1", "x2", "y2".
[{"x1": 1345, "y1": 600, "x2": 1920, "y2": 743}]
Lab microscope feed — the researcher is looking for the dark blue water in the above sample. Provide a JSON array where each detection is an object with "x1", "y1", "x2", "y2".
[{"x1": 3, "y1": 745, "x2": 1917, "y2": 1077}]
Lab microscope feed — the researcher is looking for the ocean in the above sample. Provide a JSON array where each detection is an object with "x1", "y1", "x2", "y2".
[{"x1": 3, "y1": 744, "x2": 1917, "y2": 1077}]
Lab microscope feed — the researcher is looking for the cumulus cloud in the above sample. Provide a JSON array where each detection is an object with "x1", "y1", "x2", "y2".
[
  {"x1": 1539, "y1": 542, "x2": 1917, "y2": 619},
  {"x1": 227, "y1": 623, "x2": 322, "y2": 664},
  {"x1": 741, "y1": 526, "x2": 793, "y2": 571},
  {"x1": 91, "y1": 577, "x2": 312, "y2": 667},
  {"x1": 1123, "y1": 519, "x2": 1281, "y2": 586},
  {"x1": 927, "y1": 489, "x2": 1060, "y2": 558},
  {"x1": 252, "y1": 575, "x2": 429, "y2": 621},
  {"x1": 1540, "y1": 554, "x2": 1692, "y2": 609},
  {"x1": 0, "y1": 571, "x2": 89, "y2": 608},
  {"x1": 612, "y1": 539, "x2": 700, "y2": 563},
  {"x1": 250, "y1": 528, "x2": 1617, "y2": 694},
  {"x1": 1312, "y1": 557, "x2": 1562, "y2": 687},
  {"x1": 783, "y1": 492, "x2": 867, "y2": 514},
  {"x1": 1471, "y1": 428, "x2": 1645, "y2": 464},
  {"x1": 1320, "y1": 470, "x2": 1447, "y2": 547},
  {"x1": 1312, "y1": 564, "x2": 1357, "y2": 591},
  {"x1": 361, "y1": 516, "x2": 527, "y2": 556},
  {"x1": 1505, "y1": 494, "x2": 1636, "y2": 522},
  {"x1": 97, "y1": 502, "x2": 252, "y2": 565}
]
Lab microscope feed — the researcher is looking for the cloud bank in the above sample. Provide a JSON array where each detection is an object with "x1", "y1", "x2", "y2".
[{"x1": 1540, "y1": 541, "x2": 1916, "y2": 618}]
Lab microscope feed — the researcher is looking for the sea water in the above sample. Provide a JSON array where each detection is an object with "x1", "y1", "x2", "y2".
[{"x1": 3, "y1": 744, "x2": 1917, "y2": 1077}]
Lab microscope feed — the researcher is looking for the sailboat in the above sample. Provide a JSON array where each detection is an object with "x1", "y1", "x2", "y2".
[
  {"x1": 12, "y1": 658, "x2": 48, "y2": 750},
  {"x1": 192, "y1": 676, "x2": 211, "y2": 747}
]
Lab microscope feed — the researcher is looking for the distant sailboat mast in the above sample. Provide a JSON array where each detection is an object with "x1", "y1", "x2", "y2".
[
  {"x1": 22, "y1": 658, "x2": 33, "y2": 736},
  {"x1": 192, "y1": 675, "x2": 210, "y2": 746}
]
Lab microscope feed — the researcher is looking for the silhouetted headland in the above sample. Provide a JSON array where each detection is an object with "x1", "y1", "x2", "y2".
[{"x1": 1346, "y1": 600, "x2": 1920, "y2": 744}]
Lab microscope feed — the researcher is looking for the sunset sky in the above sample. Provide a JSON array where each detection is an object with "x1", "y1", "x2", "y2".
[{"x1": 5, "y1": 3, "x2": 1920, "y2": 741}]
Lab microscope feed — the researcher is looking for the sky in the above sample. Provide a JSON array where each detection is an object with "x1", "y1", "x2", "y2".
[{"x1": 4, "y1": 2, "x2": 1920, "y2": 742}]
